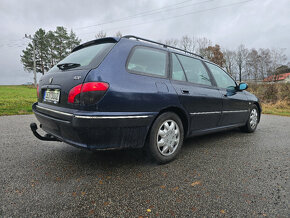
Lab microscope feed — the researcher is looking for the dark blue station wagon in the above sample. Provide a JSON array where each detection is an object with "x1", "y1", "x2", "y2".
[{"x1": 30, "y1": 35, "x2": 261, "y2": 163}]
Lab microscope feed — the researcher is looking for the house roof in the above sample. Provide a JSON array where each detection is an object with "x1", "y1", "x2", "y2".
[{"x1": 263, "y1": 72, "x2": 290, "y2": 82}]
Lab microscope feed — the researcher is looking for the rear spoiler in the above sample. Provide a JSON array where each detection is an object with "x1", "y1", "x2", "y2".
[{"x1": 72, "y1": 37, "x2": 120, "y2": 52}]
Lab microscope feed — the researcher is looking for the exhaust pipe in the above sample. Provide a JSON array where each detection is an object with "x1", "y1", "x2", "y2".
[{"x1": 30, "y1": 123, "x2": 60, "y2": 142}]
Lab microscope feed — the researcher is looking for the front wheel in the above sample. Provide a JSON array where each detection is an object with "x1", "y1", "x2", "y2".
[
  {"x1": 240, "y1": 105, "x2": 259, "y2": 133},
  {"x1": 147, "y1": 112, "x2": 184, "y2": 164}
]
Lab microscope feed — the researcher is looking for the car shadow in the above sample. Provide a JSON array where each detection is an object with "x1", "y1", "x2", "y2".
[{"x1": 33, "y1": 128, "x2": 245, "y2": 184}]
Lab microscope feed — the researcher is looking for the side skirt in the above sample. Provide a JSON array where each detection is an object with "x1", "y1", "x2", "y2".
[{"x1": 187, "y1": 123, "x2": 245, "y2": 138}]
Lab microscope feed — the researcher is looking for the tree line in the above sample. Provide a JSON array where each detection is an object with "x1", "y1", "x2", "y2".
[
  {"x1": 159, "y1": 35, "x2": 288, "y2": 82},
  {"x1": 21, "y1": 28, "x2": 289, "y2": 82}
]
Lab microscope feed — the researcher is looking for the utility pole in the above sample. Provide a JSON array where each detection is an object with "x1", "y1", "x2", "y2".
[{"x1": 24, "y1": 34, "x2": 37, "y2": 87}]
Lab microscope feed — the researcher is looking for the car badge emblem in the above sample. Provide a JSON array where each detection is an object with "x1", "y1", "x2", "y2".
[
  {"x1": 49, "y1": 77, "x2": 53, "y2": 84},
  {"x1": 74, "y1": 76, "x2": 82, "y2": 80}
]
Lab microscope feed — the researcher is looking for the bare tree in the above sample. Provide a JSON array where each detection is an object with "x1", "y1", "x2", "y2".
[
  {"x1": 258, "y1": 48, "x2": 272, "y2": 80},
  {"x1": 179, "y1": 35, "x2": 193, "y2": 52},
  {"x1": 223, "y1": 49, "x2": 237, "y2": 78},
  {"x1": 269, "y1": 48, "x2": 287, "y2": 78},
  {"x1": 235, "y1": 44, "x2": 248, "y2": 82},
  {"x1": 164, "y1": 38, "x2": 179, "y2": 47},
  {"x1": 246, "y1": 48, "x2": 260, "y2": 81},
  {"x1": 95, "y1": 30, "x2": 106, "y2": 39},
  {"x1": 196, "y1": 37, "x2": 212, "y2": 57},
  {"x1": 115, "y1": 31, "x2": 122, "y2": 37}
]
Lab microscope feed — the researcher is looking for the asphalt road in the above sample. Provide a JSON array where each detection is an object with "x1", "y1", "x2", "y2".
[{"x1": 0, "y1": 114, "x2": 289, "y2": 217}]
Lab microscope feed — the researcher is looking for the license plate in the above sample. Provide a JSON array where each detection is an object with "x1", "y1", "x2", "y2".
[{"x1": 43, "y1": 89, "x2": 60, "y2": 103}]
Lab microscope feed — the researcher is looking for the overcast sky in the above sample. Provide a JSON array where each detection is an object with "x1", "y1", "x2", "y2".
[{"x1": 0, "y1": 0, "x2": 289, "y2": 85}]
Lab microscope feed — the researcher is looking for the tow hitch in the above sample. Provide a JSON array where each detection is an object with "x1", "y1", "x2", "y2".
[{"x1": 30, "y1": 123, "x2": 60, "y2": 142}]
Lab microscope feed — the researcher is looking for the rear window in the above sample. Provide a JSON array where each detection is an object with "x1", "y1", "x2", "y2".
[
  {"x1": 49, "y1": 43, "x2": 115, "y2": 72},
  {"x1": 127, "y1": 47, "x2": 167, "y2": 77}
]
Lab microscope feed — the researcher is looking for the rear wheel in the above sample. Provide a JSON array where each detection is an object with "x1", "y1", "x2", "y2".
[
  {"x1": 240, "y1": 105, "x2": 259, "y2": 133},
  {"x1": 147, "y1": 112, "x2": 184, "y2": 164}
]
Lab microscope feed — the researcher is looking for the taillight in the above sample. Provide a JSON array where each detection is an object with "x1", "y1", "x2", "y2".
[
  {"x1": 37, "y1": 84, "x2": 39, "y2": 98},
  {"x1": 68, "y1": 84, "x2": 82, "y2": 104},
  {"x1": 68, "y1": 82, "x2": 109, "y2": 105}
]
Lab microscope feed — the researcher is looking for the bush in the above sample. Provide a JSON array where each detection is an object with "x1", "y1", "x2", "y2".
[{"x1": 248, "y1": 83, "x2": 290, "y2": 104}]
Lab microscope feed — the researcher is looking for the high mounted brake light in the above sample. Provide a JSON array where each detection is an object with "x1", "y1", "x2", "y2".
[{"x1": 68, "y1": 82, "x2": 109, "y2": 104}]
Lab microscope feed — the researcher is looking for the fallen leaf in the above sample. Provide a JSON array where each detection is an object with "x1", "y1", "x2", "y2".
[
  {"x1": 176, "y1": 198, "x2": 182, "y2": 203},
  {"x1": 191, "y1": 181, "x2": 201, "y2": 187},
  {"x1": 263, "y1": 214, "x2": 267, "y2": 217},
  {"x1": 72, "y1": 192, "x2": 77, "y2": 197},
  {"x1": 104, "y1": 201, "x2": 110, "y2": 206},
  {"x1": 88, "y1": 209, "x2": 94, "y2": 215},
  {"x1": 81, "y1": 191, "x2": 86, "y2": 196},
  {"x1": 99, "y1": 180, "x2": 103, "y2": 185},
  {"x1": 220, "y1": 209, "x2": 226, "y2": 214},
  {"x1": 160, "y1": 185, "x2": 166, "y2": 189},
  {"x1": 172, "y1": 186, "x2": 179, "y2": 191},
  {"x1": 191, "y1": 207, "x2": 197, "y2": 212},
  {"x1": 147, "y1": 209, "x2": 151, "y2": 212}
]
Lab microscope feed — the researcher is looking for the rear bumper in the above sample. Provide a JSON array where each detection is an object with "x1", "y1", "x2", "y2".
[{"x1": 32, "y1": 103, "x2": 156, "y2": 149}]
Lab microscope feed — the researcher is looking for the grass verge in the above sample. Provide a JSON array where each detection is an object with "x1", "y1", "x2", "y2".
[
  {"x1": 261, "y1": 102, "x2": 290, "y2": 116},
  {"x1": 0, "y1": 85, "x2": 37, "y2": 116},
  {"x1": 0, "y1": 85, "x2": 289, "y2": 117}
]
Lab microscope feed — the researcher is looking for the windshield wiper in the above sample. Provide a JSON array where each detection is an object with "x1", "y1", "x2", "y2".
[{"x1": 57, "y1": 63, "x2": 81, "y2": 70}]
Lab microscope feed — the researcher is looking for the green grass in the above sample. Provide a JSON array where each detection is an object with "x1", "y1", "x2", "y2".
[
  {"x1": 0, "y1": 85, "x2": 37, "y2": 116},
  {"x1": 262, "y1": 103, "x2": 290, "y2": 117},
  {"x1": 0, "y1": 85, "x2": 289, "y2": 117}
]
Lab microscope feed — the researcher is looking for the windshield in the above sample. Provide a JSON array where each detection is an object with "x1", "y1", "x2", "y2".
[{"x1": 49, "y1": 42, "x2": 115, "y2": 72}]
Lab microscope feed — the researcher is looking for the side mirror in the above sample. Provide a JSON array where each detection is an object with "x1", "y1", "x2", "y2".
[{"x1": 238, "y1": 83, "x2": 248, "y2": 91}]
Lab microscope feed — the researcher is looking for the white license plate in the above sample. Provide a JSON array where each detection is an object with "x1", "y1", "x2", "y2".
[{"x1": 43, "y1": 89, "x2": 60, "y2": 103}]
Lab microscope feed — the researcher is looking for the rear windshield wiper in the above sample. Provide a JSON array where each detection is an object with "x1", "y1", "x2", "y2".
[{"x1": 57, "y1": 63, "x2": 81, "y2": 70}]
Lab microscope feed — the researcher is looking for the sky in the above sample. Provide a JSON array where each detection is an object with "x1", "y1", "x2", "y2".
[{"x1": 0, "y1": 0, "x2": 289, "y2": 85}]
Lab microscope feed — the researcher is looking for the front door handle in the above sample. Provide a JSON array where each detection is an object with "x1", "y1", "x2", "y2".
[{"x1": 181, "y1": 90, "x2": 189, "y2": 94}]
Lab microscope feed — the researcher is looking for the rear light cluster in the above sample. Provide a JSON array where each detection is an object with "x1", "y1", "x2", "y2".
[{"x1": 68, "y1": 82, "x2": 109, "y2": 105}]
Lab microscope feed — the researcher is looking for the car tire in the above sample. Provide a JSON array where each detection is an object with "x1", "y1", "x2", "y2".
[
  {"x1": 240, "y1": 105, "x2": 259, "y2": 133},
  {"x1": 147, "y1": 112, "x2": 184, "y2": 164}
]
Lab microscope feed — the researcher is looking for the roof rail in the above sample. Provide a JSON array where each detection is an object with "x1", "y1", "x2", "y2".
[{"x1": 123, "y1": 35, "x2": 203, "y2": 59}]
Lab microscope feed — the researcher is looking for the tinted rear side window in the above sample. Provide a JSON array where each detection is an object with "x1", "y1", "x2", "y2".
[
  {"x1": 127, "y1": 47, "x2": 167, "y2": 77},
  {"x1": 176, "y1": 54, "x2": 212, "y2": 86}
]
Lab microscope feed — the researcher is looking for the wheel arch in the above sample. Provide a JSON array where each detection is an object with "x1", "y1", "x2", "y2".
[
  {"x1": 253, "y1": 102, "x2": 262, "y2": 123},
  {"x1": 145, "y1": 106, "x2": 189, "y2": 146}
]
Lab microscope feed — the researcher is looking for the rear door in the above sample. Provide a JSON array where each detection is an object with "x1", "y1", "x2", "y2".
[
  {"x1": 170, "y1": 53, "x2": 223, "y2": 132},
  {"x1": 205, "y1": 62, "x2": 249, "y2": 126}
]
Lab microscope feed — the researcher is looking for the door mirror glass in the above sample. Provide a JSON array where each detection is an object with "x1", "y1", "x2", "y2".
[{"x1": 239, "y1": 83, "x2": 248, "y2": 90}]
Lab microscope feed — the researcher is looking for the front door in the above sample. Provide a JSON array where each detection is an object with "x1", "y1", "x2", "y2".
[
  {"x1": 205, "y1": 62, "x2": 249, "y2": 126},
  {"x1": 170, "y1": 53, "x2": 223, "y2": 132}
]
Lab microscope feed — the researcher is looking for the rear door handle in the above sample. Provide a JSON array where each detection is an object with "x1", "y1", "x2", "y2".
[{"x1": 181, "y1": 90, "x2": 189, "y2": 94}]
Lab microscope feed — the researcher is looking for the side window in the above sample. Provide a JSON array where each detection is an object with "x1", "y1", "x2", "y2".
[
  {"x1": 127, "y1": 47, "x2": 167, "y2": 77},
  {"x1": 176, "y1": 54, "x2": 212, "y2": 86},
  {"x1": 172, "y1": 54, "x2": 186, "y2": 81},
  {"x1": 206, "y1": 63, "x2": 236, "y2": 89}
]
